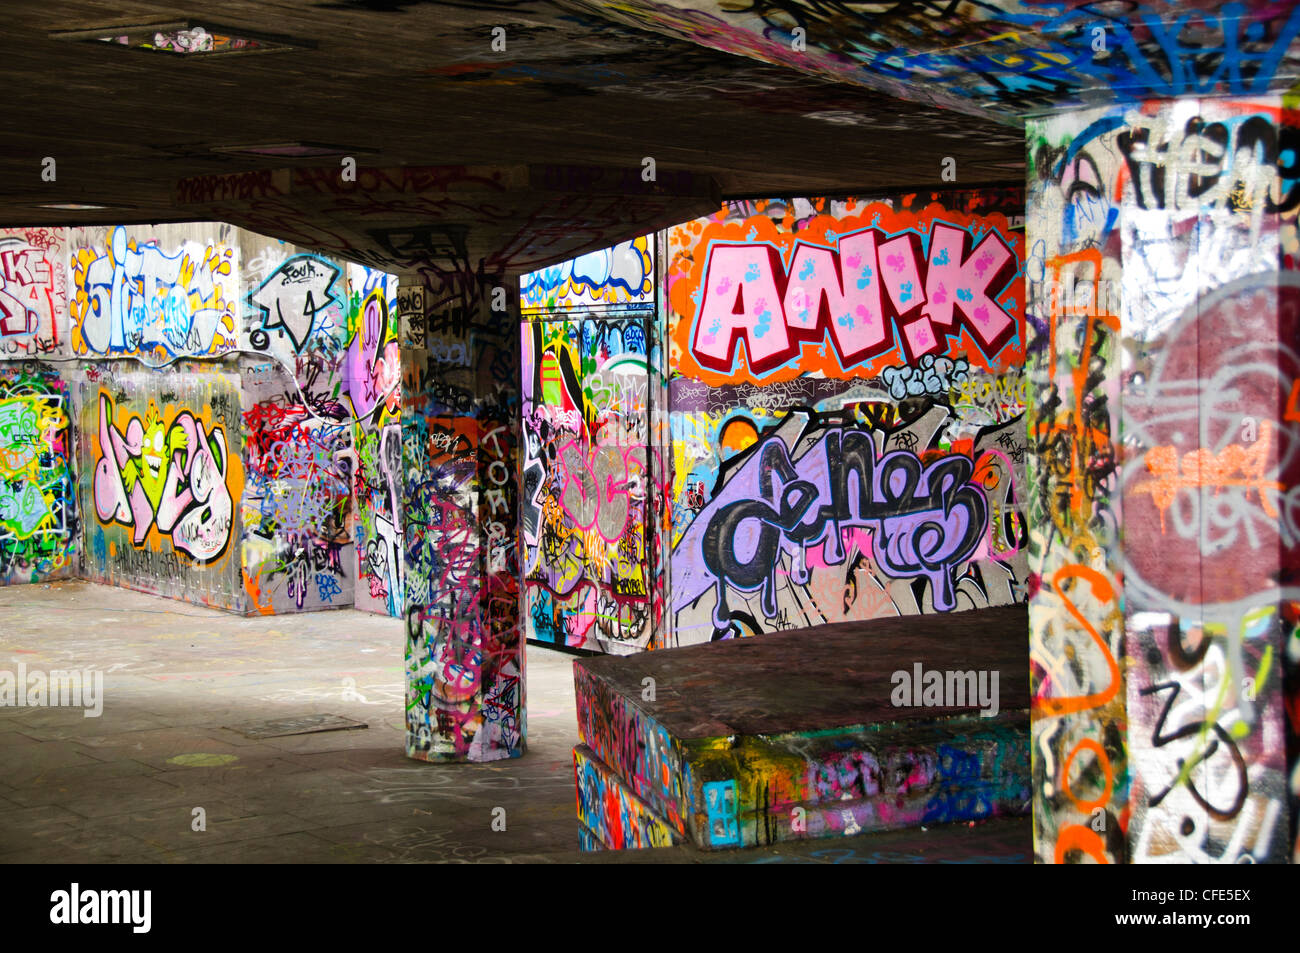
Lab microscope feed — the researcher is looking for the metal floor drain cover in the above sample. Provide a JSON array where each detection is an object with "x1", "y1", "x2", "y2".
[{"x1": 226, "y1": 713, "x2": 369, "y2": 739}]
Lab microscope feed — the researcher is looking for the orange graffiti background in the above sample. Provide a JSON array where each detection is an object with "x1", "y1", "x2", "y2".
[
  {"x1": 94, "y1": 391, "x2": 246, "y2": 568},
  {"x1": 666, "y1": 199, "x2": 1025, "y2": 387}
]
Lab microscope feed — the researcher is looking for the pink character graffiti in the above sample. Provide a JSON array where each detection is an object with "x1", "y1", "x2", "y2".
[{"x1": 92, "y1": 393, "x2": 234, "y2": 562}]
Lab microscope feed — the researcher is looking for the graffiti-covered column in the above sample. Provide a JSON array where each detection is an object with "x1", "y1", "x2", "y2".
[
  {"x1": 517, "y1": 235, "x2": 670, "y2": 653},
  {"x1": 1119, "y1": 97, "x2": 1296, "y2": 865},
  {"x1": 1028, "y1": 97, "x2": 1299, "y2": 863},
  {"x1": 1025, "y1": 106, "x2": 1129, "y2": 864},
  {"x1": 398, "y1": 263, "x2": 523, "y2": 762}
]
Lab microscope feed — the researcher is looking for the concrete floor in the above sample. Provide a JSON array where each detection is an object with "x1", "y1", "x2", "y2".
[{"x1": 0, "y1": 580, "x2": 1029, "y2": 864}]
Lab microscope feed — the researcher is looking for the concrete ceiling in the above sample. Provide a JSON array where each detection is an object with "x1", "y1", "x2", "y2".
[
  {"x1": 556, "y1": 1, "x2": 1300, "y2": 122},
  {"x1": 171, "y1": 162, "x2": 725, "y2": 274},
  {"x1": 4, "y1": 1, "x2": 1286, "y2": 269},
  {"x1": 0, "y1": 0, "x2": 1023, "y2": 267}
]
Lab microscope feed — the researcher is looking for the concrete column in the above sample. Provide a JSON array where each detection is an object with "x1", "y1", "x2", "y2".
[
  {"x1": 1027, "y1": 96, "x2": 1298, "y2": 863},
  {"x1": 397, "y1": 262, "x2": 524, "y2": 762}
]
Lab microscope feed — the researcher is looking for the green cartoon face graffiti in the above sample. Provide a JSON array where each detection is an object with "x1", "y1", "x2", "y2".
[
  {"x1": 94, "y1": 393, "x2": 234, "y2": 563},
  {"x1": 120, "y1": 409, "x2": 188, "y2": 510}
]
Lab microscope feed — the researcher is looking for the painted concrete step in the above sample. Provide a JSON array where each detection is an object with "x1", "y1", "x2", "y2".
[
  {"x1": 684, "y1": 716, "x2": 1029, "y2": 848},
  {"x1": 574, "y1": 744, "x2": 683, "y2": 850},
  {"x1": 573, "y1": 603, "x2": 1029, "y2": 850}
]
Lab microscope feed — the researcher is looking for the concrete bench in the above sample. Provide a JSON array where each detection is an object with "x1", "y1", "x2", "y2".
[{"x1": 572, "y1": 604, "x2": 1030, "y2": 851}]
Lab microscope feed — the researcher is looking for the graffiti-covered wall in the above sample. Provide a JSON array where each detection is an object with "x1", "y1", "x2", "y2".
[
  {"x1": 347, "y1": 269, "x2": 403, "y2": 618},
  {"x1": 237, "y1": 237, "x2": 402, "y2": 617},
  {"x1": 0, "y1": 228, "x2": 67, "y2": 359},
  {"x1": 1287, "y1": 93, "x2": 1300, "y2": 866},
  {"x1": 239, "y1": 357, "x2": 354, "y2": 614},
  {"x1": 78, "y1": 362, "x2": 245, "y2": 609},
  {"x1": 666, "y1": 193, "x2": 1029, "y2": 647},
  {"x1": 0, "y1": 361, "x2": 77, "y2": 584},
  {"x1": 0, "y1": 228, "x2": 76, "y2": 585},
  {"x1": 521, "y1": 236, "x2": 671, "y2": 653},
  {"x1": 0, "y1": 222, "x2": 400, "y2": 618},
  {"x1": 519, "y1": 194, "x2": 1029, "y2": 652},
  {"x1": 71, "y1": 223, "x2": 239, "y2": 365},
  {"x1": 1027, "y1": 96, "x2": 1298, "y2": 864},
  {"x1": 69, "y1": 225, "x2": 248, "y2": 613},
  {"x1": 238, "y1": 234, "x2": 354, "y2": 616},
  {"x1": 1026, "y1": 105, "x2": 1129, "y2": 864}
]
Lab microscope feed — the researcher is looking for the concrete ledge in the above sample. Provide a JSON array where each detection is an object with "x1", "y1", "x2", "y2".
[{"x1": 574, "y1": 604, "x2": 1029, "y2": 850}]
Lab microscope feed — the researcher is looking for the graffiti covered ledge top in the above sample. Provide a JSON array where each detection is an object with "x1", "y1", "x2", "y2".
[{"x1": 575, "y1": 603, "x2": 1030, "y2": 738}]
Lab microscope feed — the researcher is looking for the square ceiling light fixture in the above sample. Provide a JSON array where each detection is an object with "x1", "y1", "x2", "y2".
[
  {"x1": 209, "y1": 142, "x2": 370, "y2": 159},
  {"x1": 51, "y1": 21, "x2": 314, "y2": 56},
  {"x1": 32, "y1": 202, "x2": 123, "y2": 211}
]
